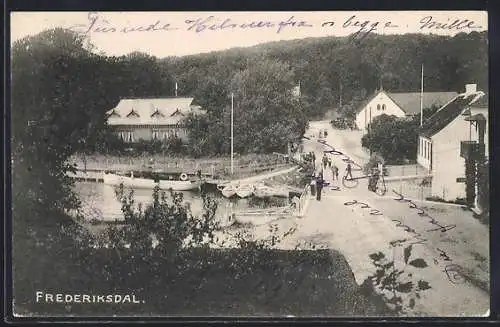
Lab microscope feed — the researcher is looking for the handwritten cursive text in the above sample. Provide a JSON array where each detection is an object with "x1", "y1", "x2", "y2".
[
  {"x1": 69, "y1": 12, "x2": 177, "y2": 35},
  {"x1": 185, "y1": 16, "x2": 312, "y2": 34},
  {"x1": 419, "y1": 16, "x2": 482, "y2": 31}
]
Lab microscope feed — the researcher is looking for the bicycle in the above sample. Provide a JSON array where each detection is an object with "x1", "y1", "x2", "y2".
[{"x1": 342, "y1": 172, "x2": 387, "y2": 195}]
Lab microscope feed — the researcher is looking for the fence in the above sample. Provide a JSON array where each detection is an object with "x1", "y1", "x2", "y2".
[
  {"x1": 384, "y1": 164, "x2": 429, "y2": 177},
  {"x1": 72, "y1": 154, "x2": 290, "y2": 178},
  {"x1": 384, "y1": 179, "x2": 432, "y2": 201}
]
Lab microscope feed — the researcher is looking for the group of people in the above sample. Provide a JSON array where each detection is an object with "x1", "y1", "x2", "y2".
[
  {"x1": 310, "y1": 154, "x2": 341, "y2": 201},
  {"x1": 309, "y1": 152, "x2": 381, "y2": 200}
]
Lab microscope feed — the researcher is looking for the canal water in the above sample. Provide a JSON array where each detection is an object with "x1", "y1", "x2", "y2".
[{"x1": 73, "y1": 182, "x2": 290, "y2": 223}]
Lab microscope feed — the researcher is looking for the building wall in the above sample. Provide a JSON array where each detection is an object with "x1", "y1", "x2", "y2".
[
  {"x1": 430, "y1": 115, "x2": 474, "y2": 201},
  {"x1": 355, "y1": 92, "x2": 406, "y2": 131},
  {"x1": 417, "y1": 136, "x2": 432, "y2": 171},
  {"x1": 115, "y1": 125, "x2": 189, "y2": 142}
]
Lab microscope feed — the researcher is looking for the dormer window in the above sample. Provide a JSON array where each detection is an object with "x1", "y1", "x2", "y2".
[
  {"x1": 171, "y1": 109, "x2": 183, "y2": 117},
  {"x1": 151, "y1": 108, "x2": 164, "y2": 118},
  {"x1": 108, "y1": 109, "x2": 120, "y2": 117},
  {"x1": 377, "y1": 104, "x2": 381, "y2": 110},
  {"x1": 127, "y1": 109, "x2": 140, "y2": 118}
]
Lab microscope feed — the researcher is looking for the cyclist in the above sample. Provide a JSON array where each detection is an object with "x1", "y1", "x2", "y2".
[{"x1": 369, "y1": 166, "x2": 381, "y2": 192}]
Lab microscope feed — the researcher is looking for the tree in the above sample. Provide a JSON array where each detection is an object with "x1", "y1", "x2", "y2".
[
  {"x1": 361, "y1": 114, "x2": 418, "y2": 164},
  {"x1": 360, "y1": 107, "x2": 442, "y2": 164},
  {"x1": 229, "y1": 57, "x2": 308, "y2": 153},
  {"x1": 12, "y1": 28, "x2": 105, "y2": 219},
  {"x1": 184, "y1": 57, "x2": 308, "y2": 156}
]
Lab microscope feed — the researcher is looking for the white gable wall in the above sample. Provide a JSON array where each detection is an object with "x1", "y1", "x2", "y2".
[
  {"x1": 430, "y1": 114, "x2": 476, "y2": 201},
  {"x1": 355, "y1": 92, "x2": 406, "y2": 131}
]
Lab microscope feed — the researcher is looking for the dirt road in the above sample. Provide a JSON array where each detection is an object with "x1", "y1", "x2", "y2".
[{"x1": 287, "y1": 121, "x2": 489, "y2": 316}]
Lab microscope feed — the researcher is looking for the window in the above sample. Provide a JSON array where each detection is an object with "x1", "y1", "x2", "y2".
[
  {"x1": 377, "y1": 104, "x2": 381, "y2": 110},
  {"x1": 152, "y1": 129, "x2": 160, "y2": 140},
  {"x1": 382, "y1": 104, "x2": 386, "y2": 111},
  {"x1": 127, "y1": 131, "x2": 134, "y2": 142},
  {"x1": 120, "y1": 130, "x2": 134, "y2": 142}
]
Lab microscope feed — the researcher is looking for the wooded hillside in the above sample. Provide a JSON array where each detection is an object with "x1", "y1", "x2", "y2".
[{"x1": 161, "y1": 31, "x2": 487, "y2": 119}]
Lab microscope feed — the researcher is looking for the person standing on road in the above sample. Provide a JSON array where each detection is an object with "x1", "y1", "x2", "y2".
[
  {"x1": 322, "y1": 154, "x2": 328, "y2": 169},
  {"x1": 316, "y1": 173, "x2": 324, "y2": 201},
  {"x1": 310, "y1": 174, "x2": 317, "y2": 197},
  {"x1": 331, "y1": 163, "x2": 338, "y2": 181},
  {"x1": 345, "y1": 163, "x2": 353, "y2": 180}
]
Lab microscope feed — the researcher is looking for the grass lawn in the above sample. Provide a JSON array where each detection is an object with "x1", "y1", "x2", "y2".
[{"x1": 13, "y1": 223, "x2": 389, "y2": 317}]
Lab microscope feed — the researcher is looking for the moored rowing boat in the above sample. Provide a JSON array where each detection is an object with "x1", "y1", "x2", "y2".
[{"x1": 103, "y1": 172, "x2": 201, "y2": 191}]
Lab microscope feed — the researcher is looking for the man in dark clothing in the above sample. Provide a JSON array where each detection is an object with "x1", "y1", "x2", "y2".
[
  {"x1": 331, "y1": 164, "x2": 338, "y2": 181},
  {"x1": 322, "y1": 154, "x2": 328, "y2": 169},
  {"x1": 311, "y1": 152, "x2": 316, "y2": 166},
  {"x1": 316, "y1": 174, "x2": 324, "y2": 201},
  {"x1": 345, "y1": 163, "x2": 353, "y2": 180},
  {"x1": 369, "y1": 167, "x2": 380, "y2": 192}
]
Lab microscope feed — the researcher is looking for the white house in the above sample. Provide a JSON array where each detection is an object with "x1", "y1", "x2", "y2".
[
  {"x1": 106, "y1": 97, "x2": 204, "y2": 143},
  {"x1": 417, "y1": 84, "x2": 487, "y2": 203},
  {"x1": 355, "y1": 89, "x2": 457, "y2": 131}
]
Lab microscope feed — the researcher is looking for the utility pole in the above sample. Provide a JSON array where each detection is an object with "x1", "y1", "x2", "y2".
[
  {"x1": 420, "y1": 64, "x2": 424, "y2": 126},
  {"x1": 369, "y1": 106, "x2": 373, "y2": 156},
  {"x1": 231, "y1": 92, "x2": 234, "y2": 176}
]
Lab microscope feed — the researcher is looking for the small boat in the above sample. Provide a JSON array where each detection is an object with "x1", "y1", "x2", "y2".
[
  {"x1": 219, "y1": 183, "x2": 238, "y2": 198},
  {"x1": 103, "y1": 172, "x2": 201, "y2": 191},
  {"x1": 235, "y1": 184, "x2": 255, "y2": 198}
]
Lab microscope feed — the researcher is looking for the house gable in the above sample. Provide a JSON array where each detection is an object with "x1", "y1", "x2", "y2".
[{"x1": 355, "y1": 90, "x2": 406, "y2": 129}]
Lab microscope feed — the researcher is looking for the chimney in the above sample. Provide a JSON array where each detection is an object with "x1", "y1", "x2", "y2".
[{"x1": 465, "y1": 84, "x2": 477, "y2": 94}]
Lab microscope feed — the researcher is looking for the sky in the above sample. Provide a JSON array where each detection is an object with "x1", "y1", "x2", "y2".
[{"x1": 11, "y1": 11, "x2": 487, "y2": 57}]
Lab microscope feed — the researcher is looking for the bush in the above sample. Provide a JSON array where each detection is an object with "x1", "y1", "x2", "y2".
[
  {"x1": 476, "y1": 160, "x2": 489, "y2": 214},
  {"x1": 331, "y1": 117, "x2": 355, "y2": 130},
  {"x1": 13, "y1": 185, "x2": 384, "y2": 316}
]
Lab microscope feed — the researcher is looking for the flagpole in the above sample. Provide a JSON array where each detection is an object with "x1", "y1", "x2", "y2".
[
  {"x1": 420, "y1": 64, "x2": 424, "y2": 126},
  {"x1": 231, "y1": 92, "x2": 234, "y2": 176}
]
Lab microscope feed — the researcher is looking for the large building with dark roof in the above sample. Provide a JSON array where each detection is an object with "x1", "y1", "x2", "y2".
[{"x1": 417, "y1": 84, "x2": 487, "y2": 207}]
